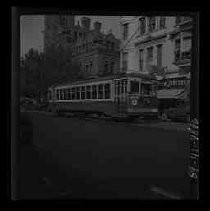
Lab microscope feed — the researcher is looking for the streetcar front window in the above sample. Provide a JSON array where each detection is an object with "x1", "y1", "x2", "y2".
[
  {"x1": 130, "y1": 80, "x2": 140, "y2": 93},
  {"x1": 141, "y1": 83, "x2": 152, "y2": 96}
]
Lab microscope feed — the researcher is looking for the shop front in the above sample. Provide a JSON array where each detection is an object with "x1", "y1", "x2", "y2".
[{"x1": 157, "y1": 72, "x2": 190, "y2": 121}]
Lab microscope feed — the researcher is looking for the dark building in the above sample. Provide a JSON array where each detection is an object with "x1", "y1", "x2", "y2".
[{"x1": 71, "y1": 17, "x2": 120, "y2": 78}]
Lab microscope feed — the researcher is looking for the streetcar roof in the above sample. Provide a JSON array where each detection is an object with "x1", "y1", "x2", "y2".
[{"x1": 49, "y1": 72, "x2": 155, "y2": 89}]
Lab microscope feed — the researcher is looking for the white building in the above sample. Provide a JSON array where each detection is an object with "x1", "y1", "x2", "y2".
[{"x1": 120, "y1": 16, "x2": 192, "y2": 76}]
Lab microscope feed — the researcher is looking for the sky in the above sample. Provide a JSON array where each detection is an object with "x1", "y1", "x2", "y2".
[{"x1": 20, "y1": 15, "x2": 121, "y2": 57}]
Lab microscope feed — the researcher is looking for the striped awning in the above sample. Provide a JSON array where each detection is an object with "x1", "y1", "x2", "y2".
[{"x1": 157, "y1": 89, "x2": 185, "y2": 99}]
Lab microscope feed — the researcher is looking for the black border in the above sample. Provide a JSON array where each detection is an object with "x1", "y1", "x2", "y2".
[{"x1": 9, "y1": 6, "x2": 203, "y2": 206}]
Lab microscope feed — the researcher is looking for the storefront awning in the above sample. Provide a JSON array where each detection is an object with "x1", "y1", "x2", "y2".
[{"x1": 157, "y1": 89, "x2": 185, "y2": 99}]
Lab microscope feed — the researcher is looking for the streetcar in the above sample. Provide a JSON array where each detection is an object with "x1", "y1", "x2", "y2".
[{"x1": 47, "y1": 72, "x2": 158, "y2": 119}]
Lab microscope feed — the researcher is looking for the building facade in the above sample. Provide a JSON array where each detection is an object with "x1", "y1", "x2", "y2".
[
  {"x1": 120, "y1": 15, "x2": 193, "y2": 119},
  {"x1": 120, "y1": 16, "x2": 192, "y2": 76},
  {"x1": 71, "y1": 17, "x2": 120, "y2": 79},
  {"x1": 43, "y1": 16, "x2": 120, "y2": 79}
]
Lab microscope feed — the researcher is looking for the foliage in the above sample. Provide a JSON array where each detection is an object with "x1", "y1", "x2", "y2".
[{"x1": 20, "y1": 46, "x2": 83, "y2": 102}]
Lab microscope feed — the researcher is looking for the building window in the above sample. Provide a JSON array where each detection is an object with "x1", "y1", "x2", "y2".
[
  {"x1": 159, "y1": 17, "x2": 166, "y2": 29},
  {"x1": 182, "y1": 16, "x2": 192, "y2": 22},
  {"x1": 104, "y1": 61, "x2": 109, "y2": 73},
  {"x1": 106, "y1": 41, "x2": 110, "y2": 49},
  {"x1": 175, "y1": 38, "x2": 181, "y2": 61},
  {"x1": 182, "y1": 37, "x2": 191, "y2": 59},
  {"x1": 157, "y1": 44, "x2": 162, "y2": 68},
  {"x1": 60, "y1": 15, "x2": 67, "y2": 27},
  {"x1": 123, "y1": 23, "x2": 129, "y2": 40},
  {"x1": 148, "y1": 17, "x2": 156, "y2": 32},
  {"x1": 176, "y1": 16, "x2": 192, "y2": 25},
  {"x1": 111, "y1": 43, "x2": 115, "y2": 50},
  {"x1": 139, "y1": 17, "x2": 146, "y2": 35},
  {"x1": 110, "y1": 61, "x2": 115, "y2": 73},
  {"x1": 82, "y1": 44, "x2": 85, "y2": 52},
  {"x1": 147, "y1": 47, "x2": 153, "y2": 63},
  {"x1": 175, "y1": 16, "x2": 181, "y2": 25},
  {"x1": 74, "y1": 32, "x2": 78, "y2": 41},
  {"x1": 85, "y1": 64, "x2": 89, "y2": 73},
  {"x1": 89, "y1": 62, "x2": 93, "y2": 73},
  {"x1": 122, "y1": 52, "x2": 128, "y2": 72},
  {"x1": 139, "y1": 49, "x2": 144, "y2": 71}
]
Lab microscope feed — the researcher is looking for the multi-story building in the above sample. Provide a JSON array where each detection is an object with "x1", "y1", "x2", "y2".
[
  {"x1": 43, "y1": 15, "x2": 75, "y2": 53},
  {"x1": 120, "y1": 15, "x2": 193, "y2": 119},
  {"x1": 120, "y1": 16, "x2": 192, "y2": 76},
  {"x1": 71, "y1": 17, "x2": 120, "y2": 78},
  {"x1": 43, "y1": 16, "x2": 120, "y2": 79}
]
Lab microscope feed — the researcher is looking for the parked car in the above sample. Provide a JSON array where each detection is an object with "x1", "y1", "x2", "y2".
[
  {"x1": 20, "y1": 97, "x2": 37, "y2": 111},
  {"x1": 160, "y1": 100, "x2": 190, "y2": 122}
]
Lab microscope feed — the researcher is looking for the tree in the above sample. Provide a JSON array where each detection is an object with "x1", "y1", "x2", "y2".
[{"x1": 20, "y1": 46, "x2": 84, "y2": 102}]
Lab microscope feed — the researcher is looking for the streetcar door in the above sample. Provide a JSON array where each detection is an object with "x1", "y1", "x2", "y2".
[
  {"x1": 114, "y1": 79, "x2": 128, "y2": 113},
  {"x1": 128, "y1": 79, "x2": 140, "y2": 105}
]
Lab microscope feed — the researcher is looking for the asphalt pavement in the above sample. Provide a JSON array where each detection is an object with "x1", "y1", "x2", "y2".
[{"x1": 18, "y1": 111, "x2": 192, "y2": 199}]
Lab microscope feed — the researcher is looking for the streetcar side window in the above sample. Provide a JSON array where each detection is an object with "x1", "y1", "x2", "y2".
[
  {"x1": 67, "y1": 88, "x2": 71, "y2": 100},
  {"x1": 86, "y1": 85, "x2": 91, "y2": 99},
  {"x1": 105, "y1": 83, "x2": 111, "y2": 99},
  {"x1": 64, "y1": 89, "x2": 67, "y2": 100},
  {"x1": 60, "y1": 89, "x2": 63, "y2": 100},
  {"x1": 98, "y1": 84, "x2": 103, "y2": 99},
  {"x1": 72, "y1": 87, "x2": 76, "y2": 100},
  {"x1": 56, "y1": 90, "x2": 59, "y2": 100},
  {"x1": 63, "y1": 89, "x2": 65, "y2": 100},
  {"x1": 81, "y1": 86, "x2": 85, "y2": 100},
  {"x1": 92, "y1": 85, "x2": 97, "y2": 99},
  {"x1": 76, "y1": 87, "x2": 80, "y2": 100},
  {"x1": 130, "y1": 80, "x2": 140, "y2": 93},
  {"x1": 59, "y1": 89, "x2": 62, "y2": 100},
  {"x1": 69, "y1": 88, "x2": 72, "y2": 100}
]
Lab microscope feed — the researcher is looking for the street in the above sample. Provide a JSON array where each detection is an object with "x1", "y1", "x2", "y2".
[{"x1": 19, "y1": 111, "x2": 191, "y2": 199}]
